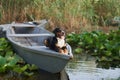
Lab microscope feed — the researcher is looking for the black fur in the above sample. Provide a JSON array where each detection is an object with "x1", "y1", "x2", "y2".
[{"x1": 45, "y1": 36, "x2": 59, "y2": 52}]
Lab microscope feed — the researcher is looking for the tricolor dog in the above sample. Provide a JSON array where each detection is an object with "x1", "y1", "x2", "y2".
[{"x1": 44, "y1": 28, "x2": 68, "y2": 55}]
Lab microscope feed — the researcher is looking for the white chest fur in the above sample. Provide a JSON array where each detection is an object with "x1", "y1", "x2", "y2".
[{"x1": 56, "y1": 38, "x2": 65, "y2": 48}]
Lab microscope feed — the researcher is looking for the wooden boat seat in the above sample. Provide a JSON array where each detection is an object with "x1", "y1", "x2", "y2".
[
  {"x1": 11, "y1": 23, "x2": 36, "y2": 27},
  {"x1": 8, "y1": 34, "x2": 53, "y2": 37}
]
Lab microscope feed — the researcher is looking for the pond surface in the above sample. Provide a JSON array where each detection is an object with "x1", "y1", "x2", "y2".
[{"x1": 65, "y1": 55, "x2": 120, "y2": 80}]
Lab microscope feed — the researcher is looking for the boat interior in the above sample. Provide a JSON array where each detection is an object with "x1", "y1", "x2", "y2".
[
  {"x1": 7, "y1": 24, "x2": 73, "y2": 56},
  {"x1": 9, "y1": 25, "x2": 54, "y2": 47}
]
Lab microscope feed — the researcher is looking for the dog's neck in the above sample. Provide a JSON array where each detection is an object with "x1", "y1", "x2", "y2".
[{"x1": 56, "y1": 37, "x2": 65, "y2": 48}]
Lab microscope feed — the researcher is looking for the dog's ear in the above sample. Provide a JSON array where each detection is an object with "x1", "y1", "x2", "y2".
[{"x1": 53, "y1": 27, "x2": 61, "y2": 34}]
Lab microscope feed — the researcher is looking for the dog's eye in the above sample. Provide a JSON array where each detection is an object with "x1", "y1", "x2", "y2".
[{"x1": 62, "y1": 31, "x2": 65, "y2": 35}]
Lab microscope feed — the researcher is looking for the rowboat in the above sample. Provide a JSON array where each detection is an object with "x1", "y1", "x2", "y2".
[{"x1": 6, "y1": 20, "x2": 73, "y2": 73}]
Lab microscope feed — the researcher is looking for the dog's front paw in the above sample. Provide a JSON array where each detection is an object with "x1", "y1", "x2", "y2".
[
  {"x1": 59, "y1": 49, "x2": 68, "y2": 55},
  {"x1": 44, "y1": 40, "x2": 49, "y2": 47},
  {"x1": 63, "y1": 49, "x2": 68, "y2": 55},
  {"x1": 59, "y1": 49, "x2": 64, "y2": 54}
]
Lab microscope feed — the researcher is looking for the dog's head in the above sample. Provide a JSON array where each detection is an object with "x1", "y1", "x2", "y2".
[{"x1": 53, "y1": 28, "x2": 65, "y2": 39}]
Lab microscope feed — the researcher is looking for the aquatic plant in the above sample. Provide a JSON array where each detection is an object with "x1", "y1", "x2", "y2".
[
  {"x1": 67, "y1": 29, "x2": 120, "y2": 68},
  {"x1": 0, "y1": 38, "x2": 38, "y2": 76}
]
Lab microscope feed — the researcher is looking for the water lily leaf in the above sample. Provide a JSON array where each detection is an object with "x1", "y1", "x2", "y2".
[
  {"x1": 74, "y1": 48, "x2": 82, "y2": 54},
  {"x1": 6, "y1": 55, "x2": 20, "y2": 67},
  {"x1": 24, "y1": 71, "x2": 34, "y2": 76},
  {"x1": 28, "y1": 64, "x2": 38, "y2": 70},
  {"x1": 113, "y1": 56, "x2": 120, "y2": 60},
  {"x1": 92, "y1": 33, "x2": 98, "y2": 37},
  {"x1": 104, "y1": 43, "x2": 112, "y2": 50},
  {"x1": 87, "y1": 37, "x2": 93, "y2": 44},
  {"x1": 100, "y1": 45, "x2": 105, "y2": 50},
  {"x1": 100, "y1": 56, "x2": 107, "y2": 61},
  {"x1": 21, "y1": 65, "x2": 28, "y2": 72},
  {"x1": 5, "y1": 51, "x2": 13, "y2": 57},
  {"x1": 13, "y1": 67, "x2": 22, "y2": 73},
  {"x1": 0, "y1": 38, "x2": 8, "y2": 49},
  {"x1": 104, "y1": 51, "x2": 112, "y2": 56},
  {"x1": 0, "y1": 56, "x2": 6, "y2": 67},
  {"x1": 78, "y1": 42, "x2": 84, "y2": 46},
  {"x1": 0, "y1": 66, "x2": 6, "y2": 72},
  {"x1": 13, "y1": 65, "x2": 28, "y2": 74}
]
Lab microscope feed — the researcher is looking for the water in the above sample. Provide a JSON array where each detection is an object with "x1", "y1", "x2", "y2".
[
  {"x1": 0, "y1": 55, "x2": 120, "y2": 80},
  {"x1": 65, "y1": 57, "x2": 120, "y2": 80}
]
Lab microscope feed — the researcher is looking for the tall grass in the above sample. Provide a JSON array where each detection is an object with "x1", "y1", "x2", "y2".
[
  {"x1": 0, "y1": 0, "x2": 120, "y2": 32},
  {"x1": 0, "y1": 0, "x2": 35, "y2": 23}
]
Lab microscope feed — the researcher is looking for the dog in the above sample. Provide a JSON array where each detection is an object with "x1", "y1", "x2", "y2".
[{"x1": 44, "y1": 28, "x2": 68, "y2": 55}]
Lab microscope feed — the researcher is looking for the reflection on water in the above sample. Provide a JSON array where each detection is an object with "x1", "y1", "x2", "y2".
[{"x1": 65, "y1": 55, "x2": 120, "y2": 80}]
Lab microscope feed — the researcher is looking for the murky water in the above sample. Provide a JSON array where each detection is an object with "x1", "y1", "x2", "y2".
[{"x1": 65, "y1": 55, "x2": 120, "y2": 80}]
